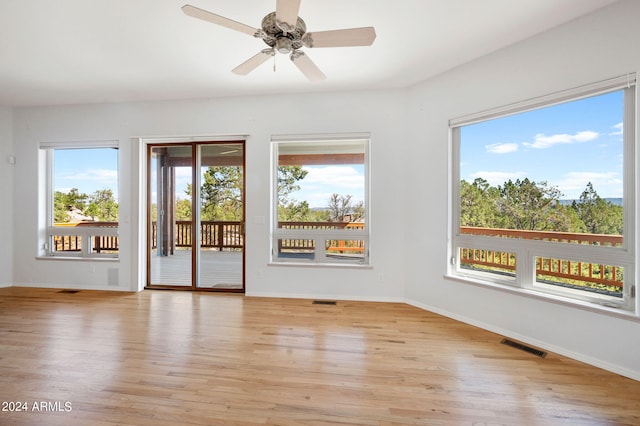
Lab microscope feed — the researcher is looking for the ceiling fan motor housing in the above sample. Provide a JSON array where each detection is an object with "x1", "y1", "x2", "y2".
[{"x1": 260, "y1": 12, "x2": 306, "y2": 53}]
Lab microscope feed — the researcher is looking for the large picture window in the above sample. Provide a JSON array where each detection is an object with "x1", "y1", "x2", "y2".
[
  {"x1": 450, "y1": 75, "x2": 636, "y2": 311},
  {"x1": 271, "y1": 135, "x2": 369, "y2": 265},
  {"x1": 41, "y1": 142, "x2": 119, "y2": 258}
]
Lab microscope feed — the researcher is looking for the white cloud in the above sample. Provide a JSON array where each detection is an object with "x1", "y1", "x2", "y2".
[
  {"x1": 523, "y1": 130, "x2": 599, "y2": 149},
  {"x1": 60, "y1": 168, "x2": 117, "y2": 182},
  {"x1": 609, "y1": 122, "x2": 623, "y2": 136},
  {"x1": 470, "y1": 171, "x2": 526, "y2": 186},
  {"x1": 294, "y1": 166, "x2": 365, "y2": 208},
  {"x1": 57, "y1": 168, "x2": 119, "y2": 198},
  {"x1": 303, "y1": 166, "x2": 364, "y2": 190},
  {"x1": 557, "y1": 171, "x2": 622, "y2": 197},
  {"x1": 485, "y1": 143, "x2": 518, "y2": 154}
]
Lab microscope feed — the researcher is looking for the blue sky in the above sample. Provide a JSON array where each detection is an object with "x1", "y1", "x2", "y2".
[
  {"x1": 460, "y1": 90, "x2": 624, "y2": 200},
  {"x1": 294, "y1": 164, "x2": 365, "y2": 209},
  {"x1": 54, "y1": 148, "x2": 119, "y2": 199}
]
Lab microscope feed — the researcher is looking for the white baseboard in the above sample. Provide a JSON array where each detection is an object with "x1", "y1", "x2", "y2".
[
  {"x1": 405, "y1": 298, "x2": 640, "y2": 382},
  {"x1": 11, "y1": 282, "x2": 134, "y2": 292},
  {"x1": 245, "y1": 290, "x2": 404, "y2": 304}
]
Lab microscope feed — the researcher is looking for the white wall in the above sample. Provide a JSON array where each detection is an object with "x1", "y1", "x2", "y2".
[
  {"x1": 404, "y1": 0, "x2": 640, "y2": 380},
  {"x1": 0, "y1": 107, "x2": 13, "y2": 287},
  {"x1": 12, "y1": 90, "x2": 408, "y2": 300}
]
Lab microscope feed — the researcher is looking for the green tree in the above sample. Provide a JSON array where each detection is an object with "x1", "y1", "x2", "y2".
[
  {"x1": 54, "y1": 188, "x2": 88, "y2": 222},
  {"x1": 277, "y1": 165, "x2": 308, "y2": 205},
  {"x1": 459, "y1": 178, "x2": 622, "y2": 236},
  {"x1": 574, "y1": 182, "x2": 623, "y2": 234},
  {"x1": 175, "y1": 198, "x2": 192, "y2": 221},
  {"x1": 545, "y1": 203, "x2": 586, "y2": 233},
  {"x1": 308, "y1": 209, "x2": 330, "y2": 222},
  {"x1": 277, "y1": 165, "x2": 313, "y2": 221},
  {"x1": 460, "y1": 178, "x2": 502, "y2": 228},
  {"x1": 194, "y1": 166, "x2": 243, "y2": 221},
  {"x1": 278, "y1": 200, "x2": 311, "y2": 221},
  {"x1": 497, "y1": 178, "x2": 563, "y2": 230},
  {"x1": 85, "y1": 189, "x2": 118, "y2": 221}
]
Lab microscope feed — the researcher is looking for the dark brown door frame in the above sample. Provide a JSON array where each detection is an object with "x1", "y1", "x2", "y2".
[{"x1": 145, "y1": 140, "x2": 245, "y2": 292}]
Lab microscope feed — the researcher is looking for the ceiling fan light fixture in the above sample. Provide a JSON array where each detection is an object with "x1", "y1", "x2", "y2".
[
  {"x1": 182, "y1": 1, "x2": 376, "y2": 81},
  {"x1": 275, "y1": 37, "x2": 293, "y2": 54}
]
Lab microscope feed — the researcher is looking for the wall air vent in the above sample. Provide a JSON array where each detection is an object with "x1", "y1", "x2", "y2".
[
  {"x1": 501, "y1": 338, "x2": 547, "y2": 358},
  {"x1": 312, "y1": 300, "x2": 337, "y2": 305}
]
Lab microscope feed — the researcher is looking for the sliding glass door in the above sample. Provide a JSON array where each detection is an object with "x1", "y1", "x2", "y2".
[{"x1": 147, "y1": 142, "x2": 244, "y2": 291}]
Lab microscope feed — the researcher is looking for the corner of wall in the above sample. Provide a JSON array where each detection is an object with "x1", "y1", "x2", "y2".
[{"x1": 0, "y1": 106, "x2": 14, "y2": 287}]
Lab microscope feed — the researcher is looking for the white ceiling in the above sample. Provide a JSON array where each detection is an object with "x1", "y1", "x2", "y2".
[{"x1": 0, "y1": 0, "x2": 618, "y2": 107}]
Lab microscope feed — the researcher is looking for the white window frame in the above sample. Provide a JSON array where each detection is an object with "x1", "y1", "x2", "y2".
[
  {"x1": 449, "y1": 74, "x2": 637, "y2": 312},
  {"x1": 40, "y1": 140, "x2": 119, "y2": 259},
  {"x1": 270, "y1": 134, "x2": 370, "y2": 266}
]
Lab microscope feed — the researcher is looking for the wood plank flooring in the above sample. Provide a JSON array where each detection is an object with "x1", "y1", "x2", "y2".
[{"x1": 0, "y1": 287, "x2": 639, "y2": 425}]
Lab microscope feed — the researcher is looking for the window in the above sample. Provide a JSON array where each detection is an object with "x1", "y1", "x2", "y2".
[
  {"x1": 271, "y1": 135, "x2": 369, "y2": 265},
  {"x1": 40, "y1": 142, "x2": 119, "y2": 258},
  {"x1": 450, "y1": 75, "x2": 636, "y2": 311}
]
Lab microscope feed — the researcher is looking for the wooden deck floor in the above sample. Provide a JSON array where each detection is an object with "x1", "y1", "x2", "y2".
[
  {"x1": 0, "y1": 287, "x2": 639, "y2": 425},
  {"x1": 149, "y1": 250, "x2": 242, "y2": 289}
]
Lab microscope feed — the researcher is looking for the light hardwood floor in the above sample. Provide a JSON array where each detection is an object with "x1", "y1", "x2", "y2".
[{"x1": 0, "y1": 287, "x2": 639, "y2": 425}]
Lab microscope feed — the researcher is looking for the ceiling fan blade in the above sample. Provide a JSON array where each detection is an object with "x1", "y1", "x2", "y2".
[
  {"x1": 182, "y1": 4, "x2": 259, "y2": 37},
  {"x1": 276, "y1": 0, "x2": 302, "y2": 32},
  {"x1": 303, "y1": 27, "x2": 376, "y2": 48},
  {"x1": 232, "y1": 50, "x2": 275, "y2": 75},
  {"x1": 290, "y1": 51, "x2": 326, "y2": 82}
]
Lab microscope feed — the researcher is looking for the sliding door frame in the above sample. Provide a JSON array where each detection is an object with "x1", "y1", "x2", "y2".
[{"x1": 145, "y1": 140, "x2": 246, "y2": 292}]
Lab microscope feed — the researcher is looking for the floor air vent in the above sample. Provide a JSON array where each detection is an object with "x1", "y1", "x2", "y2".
[
  {"x1": 501, "y1": 338, "x2": 547, "y2": 358},
  {"x1": 313, "y1": 300, "x2": 337, "y2": 305},
  {"x1": 58, "y1": 290, "x2": 80, "y2": 294}
]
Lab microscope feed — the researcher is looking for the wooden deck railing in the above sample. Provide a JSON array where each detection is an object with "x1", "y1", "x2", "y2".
[
  {"x1": 51, "y1": 222, "x2": 621, "y2": 287},
  {"x1": 460, "y1": 226, "x2": 622, "y2": 246},
  {"x1": 278, "y1": 221, "x2": 365, "y2": 254},
  {"x1": 53, "y1": 220, "x2": 366, "y2": 255},
  {"x1": 459, "y1": 226, "x2": 624, "y2": 289},
  {"x1": 52, "y1": 222, "x2": 119, "y2": 254},
  {"x1": 54, "y1": 221, "x2": 245, "y2": 253},
  {"x1": 164, "y1": 221, "x2": 244, "y2": 250}
]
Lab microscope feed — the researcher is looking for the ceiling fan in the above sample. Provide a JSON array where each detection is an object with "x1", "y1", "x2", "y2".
[{"x1": 182, "y1": 0, "x2": 376, "y2": 82}]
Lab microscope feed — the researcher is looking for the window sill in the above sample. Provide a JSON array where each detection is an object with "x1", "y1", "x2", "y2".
[
  {"x1": 444, "y1": 273, "x2": 640, "y2": 322},
  {"x1": 37, "y1": 256, "x2": 119, "y2": 262}
]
